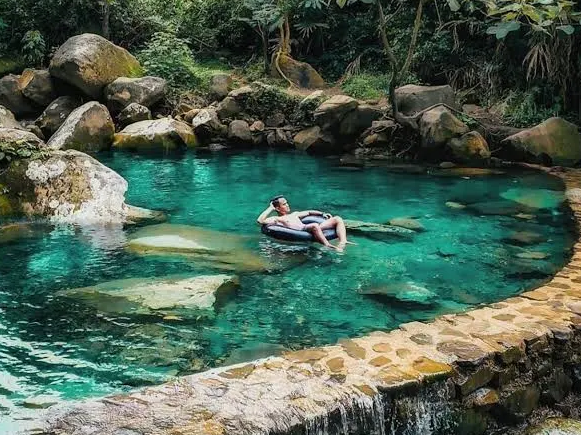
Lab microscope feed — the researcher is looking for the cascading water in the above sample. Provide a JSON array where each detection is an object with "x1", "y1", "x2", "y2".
[{"x1": 301, "y1": 382, "x2": 454, "y2": 435}]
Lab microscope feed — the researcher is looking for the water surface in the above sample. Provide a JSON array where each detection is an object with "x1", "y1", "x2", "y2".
[{"x1": 0, "y1": 150, "x2": 574, "y2": 428}]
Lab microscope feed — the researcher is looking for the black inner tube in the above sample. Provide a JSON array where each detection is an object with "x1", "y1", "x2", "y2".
[{"x1": 261, "y1": 215, "x2": 338, "y2": 242}]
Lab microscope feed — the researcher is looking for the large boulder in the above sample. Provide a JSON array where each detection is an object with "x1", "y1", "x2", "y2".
[
  {"x1": 113, "y1": 118, "x2": 197, "y2": 151},
  {"x1": 501, "y1": 117, "x2": 581, "y2": 166},
  {"x1": 0, "y1": 105, "x2": 24, "y2": 130},
  {"x1": 395, "y1": 84, "x2": 456, "y2": 115},
  {"x1": 117, "y1": 103, "x2": 151, "y2": 127},
  {"x1": 35, "y1": 96, "x2": 82, "y2": 137},
  {"x1": 0, "y1": 127, "x2": 46, "y2": 152},
  {"x1": 0, "y1": 74, "x2": 39, "y2": 117},
  {"x1": 18, "y1": 69, "x2": 56, "y2": 107},
  {"x1": 293, "y1": 126, "x2": 336, "y2": 154},
  {"x1": 314, "y1": 95, "x2": 358, "y2": 130},
  {"x1": 339, "y1": 104, "x2": 383, "y2": 136},
  {"x1": 228, "y1": 120, "x2": 252, "y2": 144},
  {"x1": 59, "y1": 275, "x2": 240, "y2": 317},
  {"x1": 47, "y1": 102, "x2": 115, "y2": 153},
  {"x1": 216, "y1": 97, "x2": 241, "y2": 120},
  {"x1": 209, "y1": 73, "x2": 233, "y2": 100},
  {"x1": 191, "y1": 108, "x2": 227, "y2": 143},
  {"x1": 0, "y1": 149, "x2": 129, "y2": 223},
  {"x1": 104, "y1": 76, "x2": 166, "y2": 113},
  {"x1": 419, "y1": 105, "x2": 469, "y2": 148},
  {"x1": 273, "y1": 54, "x2": 325, "y2": 89},
  {"x1": 448, "y1": 131, "x2": 491, "y2": 162},
  {"x1": 49, "y1": 33, "x2": 143, "y2": 98}
]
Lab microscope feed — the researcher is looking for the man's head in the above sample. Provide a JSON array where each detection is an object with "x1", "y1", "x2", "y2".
[{"x1": 271, "y1": 195, "x2": 290, "y2": 215}]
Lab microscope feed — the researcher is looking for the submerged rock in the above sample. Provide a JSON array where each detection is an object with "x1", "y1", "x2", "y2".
[
  {"x1": 344, "y1": 219, "x2": 415, "y2": 239},
  {"x1": 505, "y1": 231, "x2": 547, "y2": 246},
  {"x1": 467, "y1": 200, "x2": 528, "y2": 216},
  {"x1": 500, "y1": 188, "x2": 565, "y2": 210},
  {"x1": 388, "y1": 217, "x2": 425, "y2": 232},
  {"x1": 0, "y1": 149, "x2": 129, "y2": 223},
  {"x1": 127, "y1": 224, "x2": 273, "y2": 272},
  {"x1": 60, "y1": 275, "x2": 239, "y2": 316},
  {"x1": 113, "y1": 118, "x2": 197, "y2": 151},
  {"x1": 49, "y1": 33, "x2": 143, "y2": 98},
  {"x1": 359, "y1": 281, "x2": 437, "y2": 305}
]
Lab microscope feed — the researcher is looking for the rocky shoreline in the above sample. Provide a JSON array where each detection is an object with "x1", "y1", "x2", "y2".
[{"x1": 2, "y1": 33, "x2": 580, "y2": 225}]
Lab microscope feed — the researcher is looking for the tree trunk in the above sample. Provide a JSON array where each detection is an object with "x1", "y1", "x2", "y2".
[
  {"x1": 377, "y1": 0, "x2": 426, "y2": 128},
  {"x1": 102, "y1": 0, "x2": 111, "y2": 40},
  {"x1": 261, "y1": 29, "x2": 269, "y2": 74}
]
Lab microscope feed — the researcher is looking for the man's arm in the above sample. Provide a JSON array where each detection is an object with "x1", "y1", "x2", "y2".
[
  {"x1": 257, "y1": 204, "x2": 277, "y2": 225},
  {"x1": 297, "y1": 210, "x2": 330, "y2": 218}
]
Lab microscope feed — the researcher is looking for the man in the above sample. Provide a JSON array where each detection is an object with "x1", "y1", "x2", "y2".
[{"x1": 257, "y1": 195, "x2": 349, "y2": 251}]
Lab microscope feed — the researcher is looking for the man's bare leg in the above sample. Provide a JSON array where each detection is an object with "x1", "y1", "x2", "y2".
[
  {"x1": 319, "y1": 216, "x2": 349, "y2": 249},
  {"x1": 304, "y1": 223, "x2": 337, "y2": 250}
]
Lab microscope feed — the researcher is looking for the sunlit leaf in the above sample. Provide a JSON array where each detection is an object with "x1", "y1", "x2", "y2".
[
  {"x1": 556, "y1": 24, "x2": 575, "y2": 34},
  {"x1": 486, "y1": 20, "x2": 521, "y2": 38},
  {"x1": 336, "y1": 0, "x2": 348, "y2": 7},
  {"x1": 447, "y1": 0, "x2": 461, "y2": 12}
]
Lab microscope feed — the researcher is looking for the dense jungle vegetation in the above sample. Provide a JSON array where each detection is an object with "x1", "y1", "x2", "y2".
[{"x1": 1, "y1": 0, "x2": 580, "y2": 127}]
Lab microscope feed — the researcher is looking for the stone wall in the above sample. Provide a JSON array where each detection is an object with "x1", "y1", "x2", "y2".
[{"x1": 37, "y1": 168, "x2": 581, "y2": 435}]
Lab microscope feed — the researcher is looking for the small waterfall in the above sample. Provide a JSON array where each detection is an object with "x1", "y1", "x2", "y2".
[{"x1": 300, "y1": 382, "x2": 454, "y2": 435}]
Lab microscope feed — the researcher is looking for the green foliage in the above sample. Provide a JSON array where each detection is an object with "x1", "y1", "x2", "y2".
[
  {"x1": 20, "y1": 30, "x2": 45, "y2": 66},
  {"x1": 341, "y1": 73, "x2": 390, "y2": 100},
  {"x1": 474, "y1": 0, "x2": 581, "y2": 39},
  {"x1": 456, "y1": 112, "x2": 479, "y2": 129},
  {"x1": 241, "y1": 84, "x2": 301, "y2": 120},
  {"x1": 501, "y1": 88, "x2": 561, "y2": 127},
  {"x1": 138, "y1": 31, "x2": 200, "y2": 90}
]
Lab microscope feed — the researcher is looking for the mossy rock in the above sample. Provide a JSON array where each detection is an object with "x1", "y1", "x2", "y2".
[
  {"x1": 113, "y1": 118, "x2": 197, "y2": 151},
  {"x1": 49, "y1": 33, "x2": 143, "y2": 98}
]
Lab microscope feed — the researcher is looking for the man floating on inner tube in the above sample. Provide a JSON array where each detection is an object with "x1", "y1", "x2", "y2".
[{"x1": 256, "y1": 195, "x2": 351, "y2": 251}]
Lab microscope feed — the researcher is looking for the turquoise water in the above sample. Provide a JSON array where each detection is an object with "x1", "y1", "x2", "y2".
[{"x1": 0, "y1": 150, "x2": 575, "y2": 427}]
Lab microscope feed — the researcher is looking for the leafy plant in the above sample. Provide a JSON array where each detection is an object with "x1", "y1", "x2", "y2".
[
  {"x1": 501, "y1": 88, "x2": 561, "y2": 127},
  {"x1": 138, "y1": 31, "x2": 200, "y2": 90},
  {"x1": 341, "y1": 73, "x2": 390, "y2": 100},
  {"x1": 20, "y1": 30, "x2": 45, "y2": 66}
]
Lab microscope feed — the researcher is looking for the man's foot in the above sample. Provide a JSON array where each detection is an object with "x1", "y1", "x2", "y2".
[
  {"x1": 325, "y1": 243, "x2": 339, "y2": 251},
  {"x1": 336, "y1": 241, "x2": 346, "y2": 252}
]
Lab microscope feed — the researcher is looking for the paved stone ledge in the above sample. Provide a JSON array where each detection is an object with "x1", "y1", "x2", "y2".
[{"x1": 39, "y1": 167, "x2": 581, "y2": 435}]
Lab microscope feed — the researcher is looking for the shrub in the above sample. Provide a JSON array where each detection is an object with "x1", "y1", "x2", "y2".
[
  {"x1": 341, "y1": 73, "x2": 390, "y2": 101},
  {"x1": 501, "y1": 88, "x2": 561, "y2": 128},
  {"x1": 137, "y1": 31, "x2": 200, "y2": 90},
  {"x1": 20, "y1": 30, "x2": 45, "y2": 66}
]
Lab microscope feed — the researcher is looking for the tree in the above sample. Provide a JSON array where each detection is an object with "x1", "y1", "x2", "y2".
[{"x1": 240, "y1": 0, "x2": 281, "y2": 73}]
